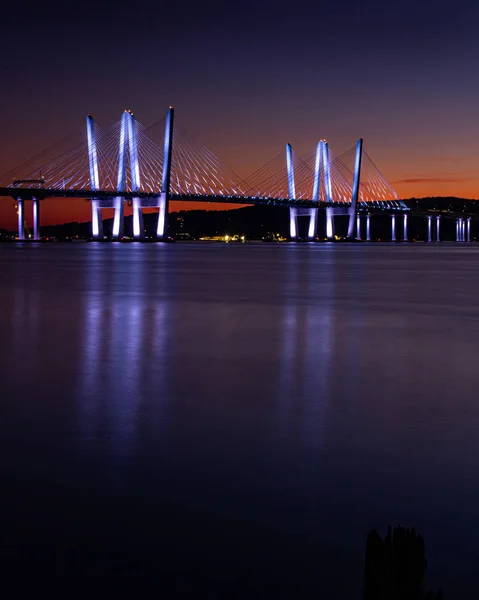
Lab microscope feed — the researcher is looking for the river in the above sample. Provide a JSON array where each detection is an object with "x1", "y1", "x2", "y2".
[{"x1": 1, "y1": 242, "x2": 478, "y2": 596}]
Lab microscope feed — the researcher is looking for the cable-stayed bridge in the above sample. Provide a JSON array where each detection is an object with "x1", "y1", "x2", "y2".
[{"x1": 0, "y1": 106, "x2": 410, "y2": 241}]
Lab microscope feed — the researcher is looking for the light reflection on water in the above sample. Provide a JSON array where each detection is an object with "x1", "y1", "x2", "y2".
[{"x1": 1, "y1": 243, "x2": 479, "y2": 595}]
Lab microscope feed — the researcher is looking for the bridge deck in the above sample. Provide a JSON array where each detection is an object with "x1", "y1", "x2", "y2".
[{"x1": 0, "y1": 187, "x2": 408, "y2": 212}]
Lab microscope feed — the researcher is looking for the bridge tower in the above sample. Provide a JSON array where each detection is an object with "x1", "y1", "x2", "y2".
[
  {"x1": 287, "y1": 142, "x2": 318, "y2": 240},
  {"x1": 324, "y1": 139, "x2": 363, "y2": 239},
  {"x1": 86, "y1": 114, "x2": 103, "y2": 239},
  {"x1": 323, "y1": 142, "x2": 335, "y2": 238},
  {"x1": 112, "y1": 111, "x2": 129, "y2": 239},
  {"x1": 157, "y1": 107, "x2": 174, "y2": 239},
  {"x1": 127, "y1": 111, "x2": 144, "y2": 239},
  {"x1": 347, "y1": 138, "x2": 363, "y2": 238},
  {"x1": 286, "y1": 143, "x2": 297, "y2": 239}
]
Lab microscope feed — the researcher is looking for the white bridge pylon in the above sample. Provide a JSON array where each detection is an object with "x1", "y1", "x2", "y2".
[
  {"x1": 286, "y1": 138, "x2": 363, "y2": 240},
  {"x1": 87, "y1": 107, "x2": 174, "y2": 240}
]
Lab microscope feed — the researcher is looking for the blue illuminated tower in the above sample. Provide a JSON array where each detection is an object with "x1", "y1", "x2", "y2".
[
  {"x1": 157, "y1": 107, "x2": 174, "y2": 239},
  {"x1": 127, "y1": 111, "x2": 144, "y2": 239},
  {"x1": 113, "y1": 111, "x2": 129, "y2": 239},
  {"x1": 323, "y1": 142, "x2": 335, "y2": 238},
  {"x1": 347, "y1": 138, "x2": 363, "y2": 238},
  {"x1": 86, "y1": 114, "x2": 103, "y2": 239},
  {"x1": 286, "y1": 143, "x2": 297, "y2": 239}
]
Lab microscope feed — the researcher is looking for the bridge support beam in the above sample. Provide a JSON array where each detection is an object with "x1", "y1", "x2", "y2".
[
  {"x1": 17, "y1": 198, "x2": 25, "y2": 240},
  {"x1": 366, "y1": 214, "x2": 371, "y2": 241},
  {"x1": 348, "y1": 138, "x2": 363, "y2": 239},
  {"x1": 391, "y1": 214, "x2": 396, "y2": 241},
  {"x1": 436, "y1": 215, "x2": 440, "y2": 241},
  {"x1": 356, "y1": 215, "x2": 361, "y2": 240},
  {"x1": 427, "y1": 215, "x2": 432, "y2": 242},
  {"x1": 467, "y1": 217, "x2": 471, "y2": 242},
  {"x1": 403, "y1": 214, "x2": 408, "y2": 242},
  {"x1": 33, "y1": 197, "x2": 40, "y2": 240}
]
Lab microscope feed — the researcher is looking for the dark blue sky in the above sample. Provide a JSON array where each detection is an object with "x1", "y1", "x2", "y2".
[{"x1": 1, "y1": 0, "x2": 479, "y2": 224}]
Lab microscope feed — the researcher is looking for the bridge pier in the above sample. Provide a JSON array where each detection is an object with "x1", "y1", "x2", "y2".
[
  {"x1": 289, "y1": 207, "x2": 298, "y2": 239},
  {"x1": 356, "y1": 215, "x2": 361, "y2": 240},
  {"x1": 427, "y1": 215, "x2": 432, "y2": 242},
  {"x1": 467, "y1": 217, "x2": 471, "y2": 242},
  {"x1": 391, "y1": 214, "x2": 396, "y2": 241},
  {"x1": 32, "y1": 197, "x2": 40, "y2": 240},
  {"x1": 436, "y1": 215, "x2": 440, "y2": 241},
  {"x1": 307, "y1": 209, "x2": 317, "y2": 239},
  {"x1": 157, "y1": 193, "x2": 168, "y2": 238},
  {"x1": 456, "y1": 217, "x2": 466, "y2": 242},
  {"x1": 326, "y1": 207, "x2": 335, "y2": 239},
  {"x1": 403, "y1": 214, "x2": 408, "y2": 241},
  {"x1": 91, "y1": 200, "x2": 104, "y2": 239},
  {"x1": 366, "y1": 214, "x2": 371, "y2": 241},
  {"x1": 112, "y1": 197, "x2": 124, "y2": 238},
  {"x1": 132, "y1": 198, "x2": 144, "y2": 239},
  {"x1": 17, "y1": 198, "x2": 25, "y2": 240}
]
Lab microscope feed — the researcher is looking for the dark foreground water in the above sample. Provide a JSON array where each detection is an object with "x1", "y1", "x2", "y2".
[{"x1": 1, "y1": 242, "x2": 479, "y2": 595}]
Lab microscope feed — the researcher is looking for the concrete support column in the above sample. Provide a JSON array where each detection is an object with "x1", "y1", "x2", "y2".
[
  {"x1": 308, "y1": 208, "x2": 317, "y2": 239},
  {"x1": 391, "y1": 214, "x2": 396, "y2": 241},
  {"x1": 467, "y1": 218, "x2": 471, "y2": 242},
  {"x1": 289, "y1": 208, "x2": 298, "y2": 239},
  {"x1": 326, "y1": 207, "x2": 335, "y2": 239},
  {"x1": 132, "y1": 198, "x2": 144, "y2": 239},
  {"x1": 456, "y1": 219, "x2": 459, "y2": 241},
  {"x1": 112, "y1": 197, "x2": 124, "y2": 239},
  {"x1": 427, "y1": 215, "x2": 432, "y2": 242},
  {"x1": 356, "y1": 215, "x2": 361, "y2": 240},
  {"x1": 33, "y1": 198, "x2": 40, "y2": 240},
  {"x1": 17, "y1": 198, "x2": 25, "y2": 240},
  {"x1": 403, "y1": 214, "x2": 408, "y2": 242},
  {"x1": 157, "y1": 193, "x2": 168, "y2": 238},
  {"x1": 436, "y1": 215, "x2": 440, "y2": 241},
  {"x1": 366, "y1": 214, "x2": 371, "y2": 241},
  {"x1": 91, "y1": 200, "x2": 103, "y2": 239}
]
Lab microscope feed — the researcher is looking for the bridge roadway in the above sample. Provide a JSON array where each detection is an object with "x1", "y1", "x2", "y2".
[{"x1": 0, "y1": 187, "x2": 408, "y2": 214}]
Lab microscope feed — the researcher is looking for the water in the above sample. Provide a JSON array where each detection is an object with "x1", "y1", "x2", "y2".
[{"x1": 1, "y1": 242, "x2": 479, "y2": 595}]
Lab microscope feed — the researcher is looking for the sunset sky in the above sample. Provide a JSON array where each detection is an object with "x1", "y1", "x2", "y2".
[{"x1": 1, "y1": 0, "x2": 479, "y2": 228}]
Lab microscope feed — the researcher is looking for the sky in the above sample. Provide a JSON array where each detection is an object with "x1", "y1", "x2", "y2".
[{"x1": 1, "y1": 0, "x2": 479, "y2": 227}]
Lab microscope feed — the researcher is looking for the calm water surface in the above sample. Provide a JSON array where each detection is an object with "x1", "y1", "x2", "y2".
[{"x1": 1, "y1": 242, "x2": 479, "y2": 595}]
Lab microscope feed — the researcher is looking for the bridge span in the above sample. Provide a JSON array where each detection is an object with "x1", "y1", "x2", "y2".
[{"x1": 0, "y1": 107, "x2": 474, "y2": 243}]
